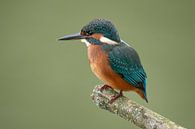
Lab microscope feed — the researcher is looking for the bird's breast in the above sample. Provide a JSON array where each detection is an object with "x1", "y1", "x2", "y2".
[
  {"x1": 87, "y1": 45, "x2": 134, "y2": 91},
  {"x1": 87, "y1": 45, "x2": 108, "y2": 76}
]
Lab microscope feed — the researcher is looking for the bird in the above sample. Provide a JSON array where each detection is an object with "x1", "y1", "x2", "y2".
[{"x1": 58, "y1": 19, "x2": 148, "y2": 103}]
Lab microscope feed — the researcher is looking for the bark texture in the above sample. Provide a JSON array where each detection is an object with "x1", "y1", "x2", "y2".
[{"x1": 91, "y1": 85, "x2": 186, "y2": 129}]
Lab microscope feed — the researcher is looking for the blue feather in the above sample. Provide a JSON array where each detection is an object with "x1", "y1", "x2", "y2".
[{"x1": 107, "y1": 41, "x2": 147, "y2": 99}]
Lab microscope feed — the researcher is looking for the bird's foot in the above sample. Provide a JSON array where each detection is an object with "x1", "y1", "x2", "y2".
[
  {"x1": 109, "y1": 90, "x2": 123, "y2": 104},
  {"x1": 100, "y1": 85, "x2": 113, "y2": 92},
  {"x1": 100, "y1": 85, "x2": 123, "y2": 104}
]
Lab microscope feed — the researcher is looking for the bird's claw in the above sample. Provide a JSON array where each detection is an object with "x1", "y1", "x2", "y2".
[
  {"x1": 100, "y1": 85, "x2": 113, "y2": 92},
  {"x1": 100, "y1": 85, "x2": 123, "y2": 104},
  {"x1": 109, "y1": 90, "x2": 123, "y2": 104}
]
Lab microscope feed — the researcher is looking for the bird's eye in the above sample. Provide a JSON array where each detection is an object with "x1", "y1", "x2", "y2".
[{"x1": 81, "y1": 31, "x2": 91, "y2": 36}]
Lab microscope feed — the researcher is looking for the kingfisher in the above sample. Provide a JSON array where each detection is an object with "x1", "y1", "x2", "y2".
[{"x1": 59, "y1": 19, "x2": 148, "y2": 103}]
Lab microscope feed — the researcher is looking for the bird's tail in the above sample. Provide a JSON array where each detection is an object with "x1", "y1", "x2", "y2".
[
  {"x1": 143, "y1": 79, "x2": 148, "y2": 103},
  {"x1": 135, "y1": 79, "x2": 148, "y2": 103},
  {"x1": 143, "y1": 93, "x2": 148, "y2": 103}
]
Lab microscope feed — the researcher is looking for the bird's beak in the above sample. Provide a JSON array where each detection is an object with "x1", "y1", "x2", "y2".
[{"x1": 58, "y1": 33, "x2": 86, "y2": 41}]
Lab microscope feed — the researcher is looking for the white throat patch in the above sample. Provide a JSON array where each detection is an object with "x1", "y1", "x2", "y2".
[{"x1": 81, "y1": 39, "x2": 90, "y2": 47}]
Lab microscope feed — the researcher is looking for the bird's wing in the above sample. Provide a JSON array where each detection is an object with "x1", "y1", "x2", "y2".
[{"x1": 108, "y1": 43, "x2": 147, "y2": 91}]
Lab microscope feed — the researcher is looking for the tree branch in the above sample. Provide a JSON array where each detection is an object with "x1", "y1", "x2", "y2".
[{"x1": 91, "y1": 85, "x2": 186, "y2": 129}]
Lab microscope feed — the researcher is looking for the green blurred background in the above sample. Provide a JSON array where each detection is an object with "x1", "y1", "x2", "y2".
[{"x1": 0, "y1": 0, "x2": 194, "y2": 129}]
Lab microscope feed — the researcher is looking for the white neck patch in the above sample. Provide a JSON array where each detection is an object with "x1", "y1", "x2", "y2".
[
  {"x1": 81, "y1": 36, "x2": 118, "y2": 47},
  {"x1": 81, "y1": 39, "x2": 90, "y2": 47},
  {"x1": 100, "y1": 36, "x2": 118, "y2": 45}
]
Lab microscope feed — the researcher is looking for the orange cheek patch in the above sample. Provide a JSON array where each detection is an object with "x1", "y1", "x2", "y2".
[{"x1": 90, "y1": 34, "x2": 103, "y2": 40}]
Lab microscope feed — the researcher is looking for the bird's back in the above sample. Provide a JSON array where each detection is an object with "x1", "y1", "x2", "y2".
[{"x1": 107, "y1": 41, "x2": 147, "y2": 101}]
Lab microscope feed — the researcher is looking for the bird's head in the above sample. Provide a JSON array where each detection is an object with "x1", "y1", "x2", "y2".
[{"x1": 59, "y1": 19, "x2": 120, "y2": 46}]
